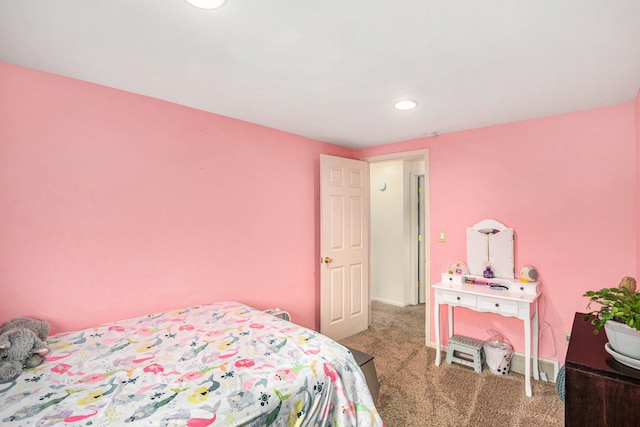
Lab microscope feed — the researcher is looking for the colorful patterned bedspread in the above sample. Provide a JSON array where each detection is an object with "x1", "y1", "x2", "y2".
[{"x1": 0, "y1": 302, "x2": 383, "y2": 426}]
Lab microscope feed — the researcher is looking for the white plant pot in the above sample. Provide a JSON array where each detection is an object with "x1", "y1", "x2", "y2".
[{"x1": 604, "y1": 320, "x2": 640, "y2": 359}]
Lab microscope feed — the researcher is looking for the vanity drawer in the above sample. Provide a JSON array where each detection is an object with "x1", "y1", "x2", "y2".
[
  {"x1": 441, "y1": 273, "x2": 464, "y2": 285},
  {"x1": 440, "y1": 291, "x2": 477, "y2": 308},
  {"x1": 477, "y1": 297, "x2": 519, "y2": 315},
  {"x1": 508, "y1": 281, "x2": 539, "y2": 295}
]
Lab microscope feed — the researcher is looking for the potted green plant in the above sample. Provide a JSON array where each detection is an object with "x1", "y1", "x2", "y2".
[{"x1": 583, "y1": 277, "x2": 640, "y2": 359}]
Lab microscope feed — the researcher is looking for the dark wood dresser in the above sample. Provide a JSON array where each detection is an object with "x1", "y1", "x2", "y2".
[{"x1": 565, "y1": 312, "x2": 640, "y2": 426}]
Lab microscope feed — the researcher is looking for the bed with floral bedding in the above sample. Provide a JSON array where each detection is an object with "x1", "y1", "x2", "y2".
[{"x1": 0, "y1": 301, "x2": 383, "y2": 426}]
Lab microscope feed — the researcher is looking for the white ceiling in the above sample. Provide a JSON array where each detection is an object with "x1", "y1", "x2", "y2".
[{"x1": 1, "y1": 1, "x2": 639, "y2": 149}]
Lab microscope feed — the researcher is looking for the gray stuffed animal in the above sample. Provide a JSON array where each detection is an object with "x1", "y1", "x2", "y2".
[{"x1": 0, "y1": 317, "x2": 51, "y2": 383}]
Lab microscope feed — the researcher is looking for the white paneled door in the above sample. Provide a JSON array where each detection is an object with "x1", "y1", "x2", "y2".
[{"x1": 320, "y1": 155, "x2": 369, "y2": 341}]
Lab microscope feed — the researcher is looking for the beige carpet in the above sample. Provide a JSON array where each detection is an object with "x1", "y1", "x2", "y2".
[{"x1": 340, "y1": 301, "x2": 564, "y2": 427}]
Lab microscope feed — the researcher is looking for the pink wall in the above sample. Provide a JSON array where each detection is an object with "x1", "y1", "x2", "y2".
[
  {"x1": 0, "y1": 62, "x2": 353, "y2": 334},
  {"x1": 637, "y1": 90, "x2": 640, "y2": 281},
  {"x1": 356, "y1": 103, "x2": 637, "y2": 364},
  {"x1": 2, "y1": 61, "x2": 638, "y2": 366}
]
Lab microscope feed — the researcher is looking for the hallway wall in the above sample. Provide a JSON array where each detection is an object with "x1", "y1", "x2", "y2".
[{"x1": 370, "y1": 159, "x2": 425, "y2": 306}]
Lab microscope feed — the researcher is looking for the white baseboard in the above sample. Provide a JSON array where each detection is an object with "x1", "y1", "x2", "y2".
[
  {"x1": 371, "y1": 297, "x2": 407, "y2": 307},
  {"x1": 509, "y1": 351, "x2": 559, "y2": 383},
  {"x1": 430, "y1": 343, "x2": 559, "y2": 383}
]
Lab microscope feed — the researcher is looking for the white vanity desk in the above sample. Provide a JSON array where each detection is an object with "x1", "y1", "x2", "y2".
[{"x1": 433, "y1": 277, "x2": 541, "y2": 397}]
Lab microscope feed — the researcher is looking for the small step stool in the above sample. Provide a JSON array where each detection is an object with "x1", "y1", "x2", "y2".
[{"x1": 446, "y1": 335, "x2": 485, "y2": 374}]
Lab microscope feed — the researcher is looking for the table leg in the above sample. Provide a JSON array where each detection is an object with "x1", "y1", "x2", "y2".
[
  {"x1": 524, "y1": 312, "x2": 532, "y2": 397},
  {"x1": 435, "y1": 299, "x2": 442, "y2": 366},
  {"x1": 533, "y1": 301, "x2": 539, "y2": 380},
  {"x1": 447, "y1": 305, "x2": 454, "y2": 338}
]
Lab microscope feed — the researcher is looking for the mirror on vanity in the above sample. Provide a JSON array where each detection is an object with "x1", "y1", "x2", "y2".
[{"x1": 466, "y1": 219, "x2": 515, "y2": 279}]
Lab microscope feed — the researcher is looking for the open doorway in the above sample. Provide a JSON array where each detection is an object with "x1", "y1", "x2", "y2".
[{"x1": 363, "y1": 149, "x2": 430, "y2": 345}]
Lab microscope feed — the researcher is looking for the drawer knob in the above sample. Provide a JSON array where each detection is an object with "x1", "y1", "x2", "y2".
[
  {"x1": 456, "y1": 296, "x2": 461, "y2": 301},
  {"x1": 520, "y1": 286, "x2": 524, "y2": 291},
  {"x1": 495, "y1": 303, "x2": 500, "y2": 307}
]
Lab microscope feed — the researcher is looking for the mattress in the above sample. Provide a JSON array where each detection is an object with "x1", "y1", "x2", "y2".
[{"x1": 0, "y1": 301, "x2": 383, "y2": 426}]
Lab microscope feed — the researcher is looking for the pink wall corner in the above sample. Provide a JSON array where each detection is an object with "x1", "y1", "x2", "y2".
[
  {"x1": 637, "y1": 89, "x2": 640, "y2": 281},
  {"x1": 357, "y1": 103, "x2": 637, "y2": 365},
  {"x1": 0, "y1": 62, "x2": 353, "y2": 334}
]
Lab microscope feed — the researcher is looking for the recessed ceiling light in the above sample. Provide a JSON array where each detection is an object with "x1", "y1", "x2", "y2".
[
  {"x1": 184, "y1": 0, "x2": 227, "y2": 9},
  {"x1": 394, "y1": 100, "x2": 418, "y2": 110}
]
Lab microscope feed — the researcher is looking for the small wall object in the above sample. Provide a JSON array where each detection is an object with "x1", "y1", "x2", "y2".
[
  {"x1": 519, "y1": 265, "x2": 539, "y2": 283},
  {"x1": 619, "y1": 276, "x2": 637, "y2": 293},
  {"x1": 263, "y1": 308, "x2": 291, "y2": 322}
]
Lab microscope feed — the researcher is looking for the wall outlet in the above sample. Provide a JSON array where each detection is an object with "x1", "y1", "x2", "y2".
[{"x1": 565, "y1": 331, "x2": 571, "y2": 345}]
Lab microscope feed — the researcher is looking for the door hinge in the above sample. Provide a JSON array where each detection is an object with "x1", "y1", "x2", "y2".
[
  {"x1": 417, "y1": 186, "x2": 422, "y2": 194},
  {"x1": 418, "y1": 280, "x2": 422, "y2": 288},
  {"x1": 418, "y1": 234, "x2": 422, "y2": 241}
]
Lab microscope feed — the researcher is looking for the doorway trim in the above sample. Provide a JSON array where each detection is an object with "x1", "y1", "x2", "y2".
[
  {"x1": 413, "y1": 174, "x2": 426, "y2": 305},
  {"x1": 359, "y1": 149, "x2": 431, "y2": 347}
]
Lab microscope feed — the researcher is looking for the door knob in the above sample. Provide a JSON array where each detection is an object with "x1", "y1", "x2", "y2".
[{"x1": 324, "y1": 257, "x2": 333, "y2": 264}]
